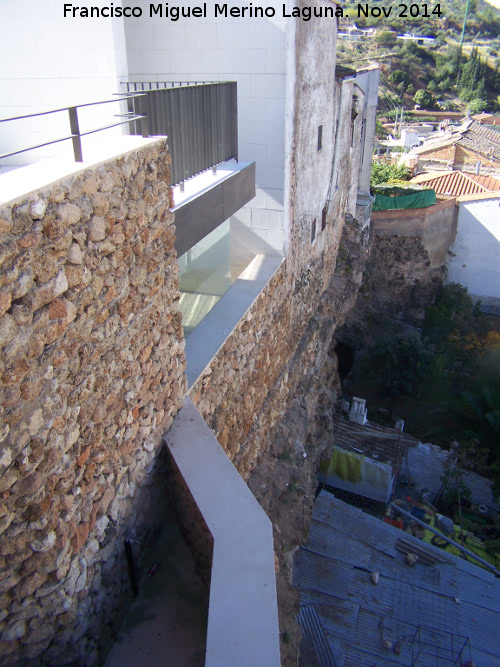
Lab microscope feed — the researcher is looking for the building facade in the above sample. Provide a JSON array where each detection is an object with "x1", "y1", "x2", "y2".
[{"x1": 0, "y1": 1, "x2": 379, "y2": 663}]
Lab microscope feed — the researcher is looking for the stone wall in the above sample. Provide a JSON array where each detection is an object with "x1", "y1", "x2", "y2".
[
  {"x1": 371, "y1": 197, "x2": 457, "y2": 267},
  {"x1": 0, "y1": 139, "x2": 186, "y2": 665},
  {"x1": 340, "y1": 199, "x2": 457, "y2": 338},
  {"x1": 189, "y1": 211, "x2": 371, "y2": 480}
]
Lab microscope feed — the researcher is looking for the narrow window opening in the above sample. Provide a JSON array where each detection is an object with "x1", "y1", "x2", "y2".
[
  {"x1": 321, "y1": 205, "x2": 327, "y2": 231},
  {"x1": 311, "y1": 218, "x2": 317, "y2": 243},
  {"x1": 317, "y1": 125, "x2": 323, "y2": 151}
]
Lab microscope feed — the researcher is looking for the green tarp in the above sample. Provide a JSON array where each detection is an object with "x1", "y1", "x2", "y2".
[{"x1": 373, "y1": 189, "x2": 436, "y2": 211}]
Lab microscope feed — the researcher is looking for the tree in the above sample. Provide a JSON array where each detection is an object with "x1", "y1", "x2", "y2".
[
  {"x1": 370, "y1": 162, "x2": 411, "y2": 187},
  {"x1": 377, "y1": 30, "x2": 396, "y2": 46},
  {"x1": 414, "y1": 89, "x2": 436, "y2": 109},
  {"x1": 467, "y1": 98, "x2": 487, "y2": 114},
  {"x1": 390, "y1": 70, "x2": 410, "y2": 87},
  {"x1": 360, "y1": 332, "x2": 433, "y2": 402}
]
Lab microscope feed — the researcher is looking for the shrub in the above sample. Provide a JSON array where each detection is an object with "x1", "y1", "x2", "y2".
[
  {"x1": 414, "y1": 89, "x2": 436, "y2": 109},
  {"x1": 377, "y1": 30, "x2": 396, "y2": 46},
  {"x1": 390, "y1": 69, "x2": 410, "y2": 87},
  {"x1": 467, "y1": 98, "x2": 488, "y2": 114},
  {"x1": 370, "y1": 162, "x2": 411, "y2": 187}
]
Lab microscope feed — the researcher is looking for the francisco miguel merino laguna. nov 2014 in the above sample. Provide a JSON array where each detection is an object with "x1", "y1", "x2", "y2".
[{"x1": 63, "y1": 3, "x2": 345, "y2": 19}]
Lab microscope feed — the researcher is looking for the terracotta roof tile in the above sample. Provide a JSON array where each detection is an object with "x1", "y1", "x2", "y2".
[{"x1": 410, "y1": 170, "x2": 500, "y2": 197}]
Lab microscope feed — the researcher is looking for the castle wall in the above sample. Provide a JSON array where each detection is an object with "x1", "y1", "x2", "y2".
[{"x1": 0, "y1": 139, "x2": 186, "y2": 664}]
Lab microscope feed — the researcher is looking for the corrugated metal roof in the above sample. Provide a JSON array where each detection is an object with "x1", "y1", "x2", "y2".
[
  {"x1": 294, "y1": 491, "x2": 500, "y2": 667},
  {"x1": 331, "y1": 416, "x2": 420, "y2": 473},
  {"x1": 297, "y1": 606, "x2": 336, "y2": 667},
  {"x1": 293, "y1": 549, "x2": 354, "y2": 600}
]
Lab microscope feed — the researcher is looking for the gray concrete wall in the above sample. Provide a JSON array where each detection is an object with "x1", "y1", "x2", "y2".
[{"x1": 165, "y1": 398, "x2": 280, "y2": 667}]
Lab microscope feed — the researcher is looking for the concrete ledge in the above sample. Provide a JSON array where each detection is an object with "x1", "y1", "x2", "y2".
[
  {"x1": 164, "y1": 397, "x2": 280, "y2": 667},
  {"x1": 173, "y1": 161, "x2": 256, "y2": 257},
  {"x1": 0, "y1": 136, "x2": 163, "y2": 205},
  {"x1": 185, "y1": 254, "x2": 283, "y2": 389}
]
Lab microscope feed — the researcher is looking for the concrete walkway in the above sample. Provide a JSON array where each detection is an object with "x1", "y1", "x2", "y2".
[{"x1": 165, "y1": 397, "x2": 281, "y2": 667}]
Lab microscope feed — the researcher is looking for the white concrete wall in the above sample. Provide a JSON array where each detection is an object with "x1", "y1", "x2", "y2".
[
  {"x1": 447, "y1": 197, "x2": 500, "y2": 306},
  {"x1": 123, "y1": 0, "x2": 290, "y2": 255},
  {"x1": 0, "y1": 0, "x2": 128, "y2": 166},
  {"x1": 354, "y1": 66, "x2": 380, "y2": 195}
]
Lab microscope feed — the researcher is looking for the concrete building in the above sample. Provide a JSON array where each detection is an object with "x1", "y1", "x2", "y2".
[
  {"x1": 447, "y1": 193, "x2": 500, "y2": 311},
  {"x1": 409, "y1": 171, "x2": 500, "y2": 310},
  {"x1": 0, "y1": 1, "x2": 380, "y2": 664}
]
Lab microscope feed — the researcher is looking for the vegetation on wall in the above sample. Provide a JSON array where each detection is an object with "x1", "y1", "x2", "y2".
[
  {"x1": 370, "y1": 162, "x2": 411, "y2": 187},
  {"x1": 353, "y1": 284, "x2": 500, "y2": 465}
]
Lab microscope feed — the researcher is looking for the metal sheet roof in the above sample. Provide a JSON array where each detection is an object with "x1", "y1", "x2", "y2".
[{"x1": 295, "y1": 491, "x2": 500, "y2": 667}]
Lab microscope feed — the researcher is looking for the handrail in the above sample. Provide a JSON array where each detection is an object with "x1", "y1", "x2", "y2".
[{"x1": 0, "y1": 94, "x2": 148, "y2": 163}]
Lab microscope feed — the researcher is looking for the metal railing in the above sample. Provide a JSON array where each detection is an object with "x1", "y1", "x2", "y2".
[
  {"x1": 124, "y1": 81, "x2": 238, "y2": 186},
  {"x1": 0, "y1": 95, "x2": 148, "y2": 163}
]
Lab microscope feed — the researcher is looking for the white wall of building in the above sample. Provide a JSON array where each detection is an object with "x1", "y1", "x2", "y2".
[
  {"x1": 0, "y1": 0, "x2": 128, "y2": 166},
  {"x1": 447, "y1": 196, "x2": 500, "y2": 307},
  {"x1": 354, "y1": 66, "x2": 380, "y2": 195},
  {"x1": 124, "y1": 0, "x2": 292, "y2": 255}
]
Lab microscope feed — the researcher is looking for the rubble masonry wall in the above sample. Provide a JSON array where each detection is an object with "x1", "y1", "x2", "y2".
[{"x1": 0, "y1": 139, "x2": 186, "y2": 664}]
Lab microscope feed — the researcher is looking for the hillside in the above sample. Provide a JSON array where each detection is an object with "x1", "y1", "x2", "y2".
[{"x1": 338, "y1": 0, "x2": 500, "y2": 117}]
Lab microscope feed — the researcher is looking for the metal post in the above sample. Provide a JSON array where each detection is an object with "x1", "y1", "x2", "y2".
[
  {"x1": 124, "y1": 539, "x2": 139, "y2": 597},
  {"x1": 68, "y1": 106, "x2": 83, "y2": 162},
  {"x1": 139, "y1": 94, "x2": 149, "y2": 138}
]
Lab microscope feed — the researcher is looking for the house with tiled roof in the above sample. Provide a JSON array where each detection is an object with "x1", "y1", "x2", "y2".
[
  {"x1": 471, "y1": 112, "x2": 500, "y2": 127},
  {"x1": 412, "y1": 119, "x2": 500, "y2": 173},
  {"x1": 411, "y1": 169, "x2": 500, "y2": 197}
]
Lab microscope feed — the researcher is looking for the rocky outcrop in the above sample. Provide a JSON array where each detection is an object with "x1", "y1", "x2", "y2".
[{"x1": 243, "y1": 212, "x2": 371, "y2": 663}]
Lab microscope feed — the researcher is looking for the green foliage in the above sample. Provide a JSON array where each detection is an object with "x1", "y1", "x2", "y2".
[
  {"x1": 370, "y1": 183, "x2": 432, "y2": 196},
  {"x1": 414, "y1": 89, "x2": 436, "y2": 109},
  {"x1": 455, "y1": 47, "x2": 489, "y2": 104},
  {"x1": 390, "y1": 70, "x2": 410, "y2": 87},
  {"x1": 467, "y1": 98, "x2": 488, "y2": 114},
  {"x1": 421, "y1": 285, "x2": 500, "y2": 461},
  {"x1": 422, "y1": 283, "x2": 476, "y2": 347},
  {"x1": 377, "y1": 30, "x2": 396, "y2": 46},
  {"x1": 370, "y1": 162, "x2": 411, "y2": 187},
  {"x1": 375, "y1": 119, "x2": 387, "y2": 139},
  {"x1": 359, "y1": 330, "x2": 433, "y2": 400}
]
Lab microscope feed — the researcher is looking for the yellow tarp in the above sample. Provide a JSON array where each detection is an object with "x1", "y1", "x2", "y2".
[{"x1": 319, "y1": 448, "x2": 364, "y2": 484}]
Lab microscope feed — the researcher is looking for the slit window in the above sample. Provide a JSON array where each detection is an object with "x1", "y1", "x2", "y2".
[
  {"x1": 321, "y1": 205, "x2": 327, "y2": 231},
  {"x1": 311, "y1": 218, "x2": 317, "y2": 243},
  {"x1": 317, "y1": 125, "x2": 323, "y2": 151}
]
